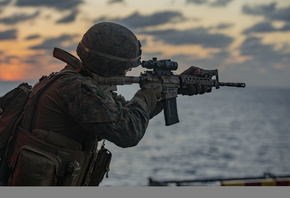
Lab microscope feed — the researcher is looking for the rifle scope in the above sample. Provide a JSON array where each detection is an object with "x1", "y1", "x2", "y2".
[{"x1": 142, "y1": 57, "x2": 178, "y2": 71}]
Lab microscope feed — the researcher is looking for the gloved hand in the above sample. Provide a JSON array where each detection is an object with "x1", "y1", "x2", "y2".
[
  {"x1": 133, "y1": 88, "x2": 162, "y2": 115},
  {"x1": 178, "y1": 66, "x2": 210, "y2": 96},
  {"x1": 111, "y1": 92, "x2": 127, "y2": 105},
  {"x1": 150, "y1": 100, "x2": 165, "y2": 119}
]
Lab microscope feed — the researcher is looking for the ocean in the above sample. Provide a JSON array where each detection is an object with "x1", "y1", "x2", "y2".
[{"x1": 1, "y1": 82, "x2": 290, "y2": 186}]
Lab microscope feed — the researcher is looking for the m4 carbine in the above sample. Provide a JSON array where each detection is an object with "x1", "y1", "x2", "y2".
[
  {"x1": 53, "y1": 48, "x2": 246, "y2": 126},
  {"x1": 93, "y1": 57, "x2": 245, "y2": 126}
]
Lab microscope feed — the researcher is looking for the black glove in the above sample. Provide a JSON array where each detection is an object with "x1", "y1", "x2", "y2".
[{"x1": 178, "y1": 66, "x2": 211, "y2": 96}]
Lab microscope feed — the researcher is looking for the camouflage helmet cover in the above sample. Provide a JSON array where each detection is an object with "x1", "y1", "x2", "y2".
[{"x1": 76, "y1": 22, "x2": 142, "y2": 77}]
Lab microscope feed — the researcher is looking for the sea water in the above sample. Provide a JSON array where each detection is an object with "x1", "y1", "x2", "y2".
[{"x1": 1, "y1": 82, "x2": 290, "y2": 186}]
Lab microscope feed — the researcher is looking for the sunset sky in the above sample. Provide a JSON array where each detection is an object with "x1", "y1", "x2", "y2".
[{"x1": 0, "y1": 0, "x2": 289, "y2": 88}]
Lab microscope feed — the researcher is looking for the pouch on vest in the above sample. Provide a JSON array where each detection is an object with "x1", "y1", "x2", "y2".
[
  {"x1": 8, "y1": 127, "x2": 93, "y2": 186},
  {"x1": 8, "y1": 145, "x2": 61, "y2": 186},
  {"x1": 88, "y1": 140, "x2": 112, "y2": 186}
]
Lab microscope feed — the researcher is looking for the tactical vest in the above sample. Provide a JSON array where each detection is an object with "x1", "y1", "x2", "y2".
[{"x1": 4, "y1": 50, "x2": 111, "y2": 186}]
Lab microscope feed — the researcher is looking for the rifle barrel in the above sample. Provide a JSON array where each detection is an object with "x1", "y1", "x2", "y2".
[
  {"x1": 96, "y1": 76, "x2": 140, "y2": 85},
  {"x1": 219, "y1": 82, "x2": 246, "y2": 88}
]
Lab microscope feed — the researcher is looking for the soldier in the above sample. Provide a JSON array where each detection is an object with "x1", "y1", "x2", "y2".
[{"x1": 3, "y1": 22, "x2": 206, "y2": 186}]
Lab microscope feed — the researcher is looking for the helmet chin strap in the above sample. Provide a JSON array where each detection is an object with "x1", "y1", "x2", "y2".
[{"x1": 79, "y1": 41, "x2": 141, "y2": 63}]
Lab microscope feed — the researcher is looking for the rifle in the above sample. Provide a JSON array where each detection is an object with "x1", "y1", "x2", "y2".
[
  {"x1": 53, "y1": 48, "x2": 246, "y2": 126},
  {"x1": 92, "y1": 57, "x2": 245, "y2": 126}
]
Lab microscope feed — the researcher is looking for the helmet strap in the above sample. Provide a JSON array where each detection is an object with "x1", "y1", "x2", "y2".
[{"x1": 79, "y1": 41, "x2": 141, "y2": 63}]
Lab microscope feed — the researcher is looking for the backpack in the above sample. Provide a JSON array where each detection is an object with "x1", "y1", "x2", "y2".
[
  {"x1": 0, "y1": 47, "x2": 81, "y2": 165},
  {"x1": 0, "y1": 70, "x2": 83, "y2": 185},
  {"x1": 0, "y1": 83, "x2": 32, "y2": 185},
  {"x1": 0, "y1": 83, "x2": 32, "y2": 160}
]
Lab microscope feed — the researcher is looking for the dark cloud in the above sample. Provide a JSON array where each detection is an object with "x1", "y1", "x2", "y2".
[
  {"x1": 243, "y1": 21, "x2": 277, "y2": 34},
  {"x1": 0, "y1": 29, "x2": 17, "y2": 40},
  {"x1": 56, "y1": 10, "x2": 78, "y2": 24},
  {"x1": 280, "y1": 23, "x2": 290, "y2": 31},
  {"x1": 25, "y1": 34, "x2": 40, "y2": 40},
  {"x1": 19, "y1": 52, "x2": 65, "y2": 76},
  {"x1": 240, "y1": 37, "x2": 272, "y2": 57},
  {"x1": 139, "y1": 27, "x2": 233, "y2": 48},
  {"x1": 15, "y1": 0, "x2": 84, "y2": 11},
  {"x1": 172, "y1": 50, "x2": 230, "y2": 70},
  {"x1": 186, "y1": 0, "x2": 208, "y2": 5},
  {"x1": 96, "y1": 11, "x2": 186, "y2": 29},
  {"x1": 23, "y1": 52, "x2": 47, "y2": 65},
  {"x1": 0, "y1": 0, "x2": 9, "y2": 14},
  {"x1": 107, "y1": 0, "x2": 124, "y2": 4},
  {"x1": 210, "y1": 0, "x2": 232, "y2": 7},
  {"x1": 213, "y1": 23, "x2": 233, "y2": 30},
  {"x1": 0, "y1": 11, "x2": 40, "y2": 25},
  {"x1": 186, "y1": 0, "x2": 232, "y2": 7},
  {"x1": 227, "y1": 36, "x2": 290, "y2": 87},
  {"x1": 269, "y1": 6, "x2": 290, "y2": 22},
  {"x1": 243, "y1": 21, "x2": 290, "y2": 34},
  {"x1": 242, "y1": 2, "x2": 290, "y2": 22},
  {"x1": 0, "y1": 55, "x2": 19, "y2": 65},
  {"x1": 239, "y1": 36, "x2": 290, "y2": 69},
  {"x1": 30, "y1": 34, "x2": 79, "y2": 51},
  {"x1": 0, "y1": 0, "x2": 10, "y2": 6},
  {"x1": 242, "y1": 2, "x2": 276, "y2": 15},
  {"x1": 167, "y1": 36, "x2": 290, "y2": 88},
  {"x1": 242, "y1": 3, "x2": 290, "y2": 35}
]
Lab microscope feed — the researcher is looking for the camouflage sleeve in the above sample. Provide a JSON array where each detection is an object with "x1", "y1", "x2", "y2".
[{"x1": 60, "y1": 74, "x2": 150, "y2": 148}]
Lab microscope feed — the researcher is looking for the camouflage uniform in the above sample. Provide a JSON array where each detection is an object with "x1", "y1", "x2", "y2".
[
  {"x1": 30, "y1": 65, "x2": 150, "y2": 148},
  {"x1": 5, "y1": 22, "x2": 160, "y2": 186}
]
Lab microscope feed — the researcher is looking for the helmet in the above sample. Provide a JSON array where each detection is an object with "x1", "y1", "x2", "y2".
[{"x1": 76, "y1": 22, "x2": 142, "y2": 77}]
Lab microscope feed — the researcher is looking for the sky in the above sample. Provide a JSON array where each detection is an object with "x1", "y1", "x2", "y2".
[{"x1": 0, "y1": 0, "x2": 290, "y2": 88}]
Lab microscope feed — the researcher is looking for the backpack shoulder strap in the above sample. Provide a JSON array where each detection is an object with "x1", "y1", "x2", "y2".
[
  {"x1": 14, "y1": 47, "x2": 82, "y2": 134},
  {"x1": 22, "y1": 69, "x2": 77, "y2": 132}
]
